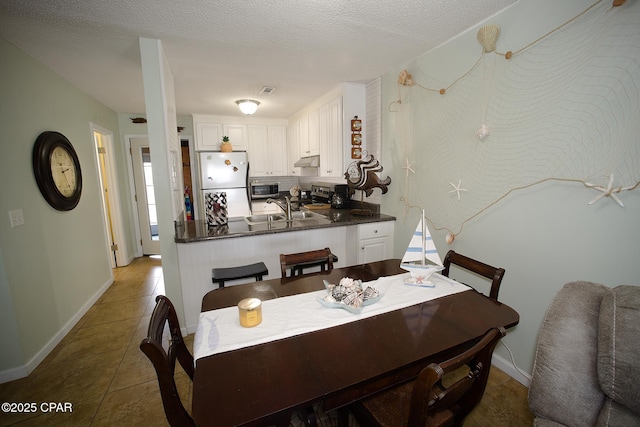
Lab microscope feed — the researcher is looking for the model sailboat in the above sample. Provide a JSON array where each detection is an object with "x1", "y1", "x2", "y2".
[{"x1": 400, "y1": 210, "x2": 444, "y2": 287}]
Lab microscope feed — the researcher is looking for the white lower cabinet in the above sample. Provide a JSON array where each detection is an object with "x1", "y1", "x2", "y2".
[{"x1": 349, "y1": 221, "x2": 395, "y2": 264}]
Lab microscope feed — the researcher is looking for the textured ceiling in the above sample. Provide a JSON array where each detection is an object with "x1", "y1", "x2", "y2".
[{"x1": 0, "y1": 0, "x2": 517, "y2": 118}]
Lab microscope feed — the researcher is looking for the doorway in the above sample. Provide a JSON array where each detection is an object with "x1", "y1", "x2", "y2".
[
  {"x1": 92, "y1": 123, "x2": 127, "y2": 267},
  {"x1": 130, "y1": 137, "x2": 161, "y2": 255}
]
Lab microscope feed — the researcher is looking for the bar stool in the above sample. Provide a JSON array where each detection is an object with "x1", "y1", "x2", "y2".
[
  {"x1": 279, "y1": 248, "x2": 337, "y2": 278},
  {"x1": 212, "y1": 262, "x2": 269, "y2": 288}
]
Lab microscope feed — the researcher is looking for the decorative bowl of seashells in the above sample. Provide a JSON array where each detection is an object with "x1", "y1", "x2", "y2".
[{"x1": 318, "y1": 277, "x2": 382, "y2": 314}]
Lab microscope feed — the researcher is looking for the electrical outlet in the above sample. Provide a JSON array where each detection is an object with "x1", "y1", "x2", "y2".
[{"x1": 9, "y1": 209, "x2": 25, "y2": 227}]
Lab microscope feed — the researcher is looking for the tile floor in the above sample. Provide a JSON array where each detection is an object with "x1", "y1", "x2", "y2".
[{"x1": 0, "y1": 256, "x2": 534, "y2": 426}]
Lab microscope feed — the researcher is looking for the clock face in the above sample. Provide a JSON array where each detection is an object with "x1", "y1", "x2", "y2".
[
  {"x1": 50, "y1": 146, "x2": 78, "y2": 197},
  {"x1": 33, "y1": 131, "x2": 82, "y2": 211}
]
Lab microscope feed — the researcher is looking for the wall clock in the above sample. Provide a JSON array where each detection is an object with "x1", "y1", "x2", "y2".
[{"x1": 32, "y1": 131, "x2": 82, "y2": 211}]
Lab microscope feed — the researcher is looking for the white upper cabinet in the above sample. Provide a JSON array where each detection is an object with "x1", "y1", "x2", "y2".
[
  {"x1": 268, "y1": 126, "x2": 287, "y2": 176},
  {"x1": 193, "y1": 115, "x2": 223, "y2": 151},
  {"x1": 298, "y1": 115, "x2": 310, "y2": 157},
  {"x1": 287, "y1": 83, "x2": 365, "y2": 178},
  {"x1": 286, "y1": 121, "x2": 301, "y2": 176},
  {"x1": 319, "y1": 97, "x2": 343, "y2": 177},
  {"x1": 307, "y1": 109, "x2": 320, "y2": 156},
  {"x1": 222, "y1": 124, "x2": 247, "y2": 151},
  {"x1": 247, "y1": 125, "x2": 287, "y2": 176},
  {"x1": 247, "y1": 125, "x2": 268, "y2": 174},
  {"x1": 193, "y1": 115, "x2": 287, "y2": 156},
  {"x1": 296, "y1": 110, "x2": 320, "y2": 158}
]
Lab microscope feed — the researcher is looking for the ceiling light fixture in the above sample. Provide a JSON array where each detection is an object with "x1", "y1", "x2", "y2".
[{"x1": 235, "y1": 99, "x2": 260, "y2": 115}]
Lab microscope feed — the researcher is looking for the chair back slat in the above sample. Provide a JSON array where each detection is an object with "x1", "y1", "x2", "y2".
[
  {"x1": 407, "y1": 327, "x2": 506, "y2": 427},
  {"x1": 280, "y1": 247, "x2": 334, "y2": 278},
  {"x1": 442, "y1": 250, "x2": 505, "y2": 301}
]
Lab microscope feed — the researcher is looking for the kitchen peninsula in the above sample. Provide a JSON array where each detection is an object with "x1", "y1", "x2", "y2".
[{"x1": 175, "y1": 207, "x2": 395, "y2": 332}]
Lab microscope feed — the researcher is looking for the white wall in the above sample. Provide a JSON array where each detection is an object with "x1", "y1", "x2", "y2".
[
  {"x1": 0, "y1": 37, "x2": 119, "y2": 380},
  {"x1": 381, "y1": 0, "x2": 640, "y2": 381}
]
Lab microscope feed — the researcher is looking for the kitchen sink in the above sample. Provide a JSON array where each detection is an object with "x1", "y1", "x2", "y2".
[
  {"x1": 243, "y1": 214, "x2": 286, "y2": 225},
  {"x1": 291, "y1": 211, "x2": 324, "y2": 220},
  {"x1": 243, "y1": 210, "x2": 326, "y2": 225}
]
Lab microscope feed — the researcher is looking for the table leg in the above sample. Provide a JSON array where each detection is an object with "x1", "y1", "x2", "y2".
[
  {"x1": 337, "y1": 408, "x2": 349, "y2": 427},
  {"x1": 304, "y1": 406, "x2": 318, "y2": 427}
]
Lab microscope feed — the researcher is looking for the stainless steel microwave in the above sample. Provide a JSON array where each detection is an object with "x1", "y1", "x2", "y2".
[{"x1": 250, "y1": 182, "x2": 279, "y2": 199}]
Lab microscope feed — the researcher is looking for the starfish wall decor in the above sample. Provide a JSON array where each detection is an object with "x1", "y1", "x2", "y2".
[
  {"x1": 584, "y1": 174, "x2": 632, "y2": 208},
  {"x1": 448, "y1": 179, "x2": 468, "y2": 201}
]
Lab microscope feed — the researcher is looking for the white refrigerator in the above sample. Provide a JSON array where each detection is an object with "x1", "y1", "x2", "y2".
[{"x1": 198, "y1": 152, "x2": 251, "y2": 221}]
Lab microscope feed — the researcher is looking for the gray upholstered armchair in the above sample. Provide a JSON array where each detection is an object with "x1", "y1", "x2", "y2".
[{"x1": 528, "y1": 281, "x2": 640, "y2": 426}]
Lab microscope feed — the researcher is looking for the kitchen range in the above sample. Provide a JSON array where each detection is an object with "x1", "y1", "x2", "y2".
[{"x1": 308, "y1": 182, "x2": 351, "y2": 209}]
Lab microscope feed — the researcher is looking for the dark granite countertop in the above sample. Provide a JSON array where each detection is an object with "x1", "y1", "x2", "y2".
[{"x1": 174, "y1": 205, "x2": 395, "y2": 243}]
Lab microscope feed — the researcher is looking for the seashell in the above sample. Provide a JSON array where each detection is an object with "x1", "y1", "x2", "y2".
[
  {"x1": 323, "y1": 294, "x2": 337, "y2": 303},
  {"x1": 342, "y1": 291, "x2": 363, "y2": 308},
  {"x1": 476, "y1": 124, "x2": 490, "y2": 140},
  {"x1": 363, "y1": 287, "x2": 379, "y2": 300},
  {"x1": 332, "y1": 285, "x2": 348, "y2": 301},
  {"x1": 397, "y1": 70, "x2": 414, "y2": 86},
  {"x1": 339, "y1": 277, "x2": 358, "y2": 288},
  {"x1": 477, "y1": 24, "x2": 500, "y2": 53}
]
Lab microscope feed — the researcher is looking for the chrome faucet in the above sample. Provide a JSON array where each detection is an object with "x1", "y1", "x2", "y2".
[{"x1": 266, "y1": 196, "x2": 292, "y2": 221}]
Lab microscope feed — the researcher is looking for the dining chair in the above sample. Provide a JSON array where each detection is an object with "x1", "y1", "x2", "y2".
[
  {"x1": 140, "y1": 295, "x2": 195, "y2": 427},
  {"x1": 442, "y1": 250, "x2": 505, "y2": 301},
  {"x1": 349, "y1": 326, "x2": 506, "y2": 427},
  {"x1": 279, "y1": 247, "x2": 335, "y2": 278}
]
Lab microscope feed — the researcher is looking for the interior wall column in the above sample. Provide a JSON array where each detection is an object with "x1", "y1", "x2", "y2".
[{"x1": 139, "y1": 37, "x2": 185, "y2": 321}]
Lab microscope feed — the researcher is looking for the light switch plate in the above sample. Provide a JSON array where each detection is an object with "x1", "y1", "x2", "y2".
[{"x1": 9, "y1": 209, "x2": 24, "y2": 227}]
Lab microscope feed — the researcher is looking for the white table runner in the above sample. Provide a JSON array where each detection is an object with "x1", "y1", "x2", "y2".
[{"x1": 193, "y1": 273, "x2": 470, "y2": 362}]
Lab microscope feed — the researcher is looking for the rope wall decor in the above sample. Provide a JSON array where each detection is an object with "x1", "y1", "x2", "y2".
[{"x1": 392, "y1": 0, "x2": 640, "y2": 243}]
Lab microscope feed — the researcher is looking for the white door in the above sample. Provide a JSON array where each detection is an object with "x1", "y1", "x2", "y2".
[
  {"x1": 131, "y1": 137, "x2": 161, "y2": 255},
  {"x1": 95, "y1": 132, "x2": 117, "y2": 267},
  {"x1": 92, "y1": 123, "x2": 128, "y2": 268}
]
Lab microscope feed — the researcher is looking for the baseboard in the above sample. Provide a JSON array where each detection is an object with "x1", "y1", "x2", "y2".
[
  {"x1": 123, "y1": 253, "x2": 136, "y2": 266},
  {"x1": 492, "y1": 352, "x2": 531, "y2": 388},
  {"x1": 0, "y1": 277, "x2": 114, "y2": 384},
  {"x1": 0, "y1": 365, "x2": 28, "y2": 384}
]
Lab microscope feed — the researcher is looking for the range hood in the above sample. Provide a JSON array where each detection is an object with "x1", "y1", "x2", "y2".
[{"x1": 294, "y1": 155, "x2": 320, "y2": 168}]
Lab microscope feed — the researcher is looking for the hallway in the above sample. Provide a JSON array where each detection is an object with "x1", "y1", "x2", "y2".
[{"x1": 0, "y1": 256, "x2": 185, "y2": 426}]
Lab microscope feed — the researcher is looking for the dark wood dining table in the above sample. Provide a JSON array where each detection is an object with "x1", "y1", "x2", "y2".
[{"x1": 192, "y1": 259, "x2": 519, "y2": 427}]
